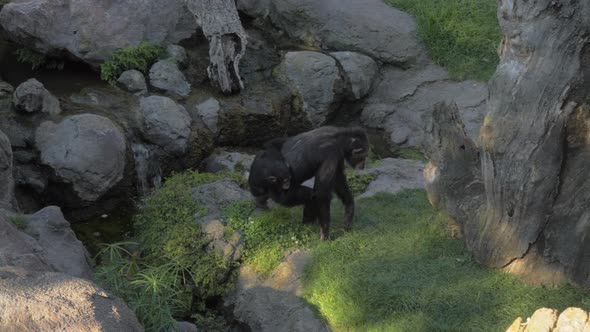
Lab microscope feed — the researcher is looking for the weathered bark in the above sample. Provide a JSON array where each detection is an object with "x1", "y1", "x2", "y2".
[
  {"x1": 426, "y1": 0, "x2": 590, "y2": 286},
  {"x1": 185, "y1": 0, "x2": 247, "y2": 94}
]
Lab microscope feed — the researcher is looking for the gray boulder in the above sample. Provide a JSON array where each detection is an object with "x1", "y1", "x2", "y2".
[
  {"x1": 35, "y1": 114, "x2": 127, "y2": 202},
  {"x1": 202, "y1": 149, "x2": 255, "y2": 177},
  {"x1": 191, "y1": 179, "x2": 250, "y2": 220},
  {"x1": 149, "y1": 60, "x2": 191, "y2": 97},
  {"x1": 23, "y1": 207, "x2": 93, "y2": 280},
  {"x1": 0, "y1": 0, "x2": 197, "y2": 66},
  {"x1": 116, "y1": 70, "x2": 148, "y2": 96},
  {"x1": 357, "y1": 158, "x2": 426, "y2": 199},
  {"x1": 0, "y1": 214, "x2": 50, "y2": 272},
  {"x1": 13, "y1": 79, "x2": 61, "y2": 115},
  {"x1": 275, "y1": 51, "x2": 342, "y2": 127},
  {"x1": 0, "y1": 80, "x2": 13, "y2": 111},
  {"x1": 230, "y1": 250, "x2": 329, "y2": 332},
  {"x1": 331, "y1": 51, "x2": 378, "y2": 100},
  {"x1": 0, "y1": 129, "x2": 14, "y2": 210},
  {"x1": 238, "y1": 0, "x2": 424, "y2": 64},
  {"x1": 362, "y1": 64, "x2": 488, "y2": 147},
  {"x1": 166, "y1": 44, "x2": 188, "y2": 67},
  {"x1": 193, "y1": 97, "x2": 221, "y2": 135},
  {"x1": 14, "y1": 165, "x2": 46, "y2": 194},
  {"x1": 0, "y1": 268, "x2": 143, "y2": 332},
  {"x1": 139, "y1": 96, "x2": 192, "y2": 156}
]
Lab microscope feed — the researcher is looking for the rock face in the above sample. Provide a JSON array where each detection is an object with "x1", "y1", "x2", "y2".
[
  {"x1": 506, "y1": 307, "x2": 590, "y2": 332},
  {"x1": 23, "y1": 207, "x2": 93, "y2": 280},
  {"x1": 0, "y1": 268, "x2": 144, "y2": 332},
  {"x1": 0, "y1": 214, "x2": 50, "y2": 272},
  {"x1": 166, "y1": 44, "x2": 188, "y2": 67},
  {"x1": 230, "y1": 250, "x2": 329, "y2": 332},
  {"x1": 0, "y1": 0, "x2": 197, "y2": 66},
  {"x1": 358, "y1": 158, "x2": 426, "y2": 199},
  {"x1": 193, "y1": 98, "x2": 221, "y2": 135},
  {"x1": 149, "y1": 60, "x2": 191, "y2": 97},
  {"x1": 13, "y1": 79, "x2": 61, "y2": 115},
  {"x1": 117, "y1": 70, "x2": 148, "y2": 96},
  {"x1": 275, "y1": 51, "x2": 342, "y2": 127},
  {"x1": 202, "y1": 149, "x2": 255, "y2": 177},
  {"x1": 35, "y1": 114, "x2": 127, "y2": 202},
  {"x1": 362, "y1": 64, "x2": 488, "y2": 147},
  {"x1": 0, "y1": 129, "x2": 14, "y2": 210},
  {"x1": 330, "y1": 51, "x2": 378, "y2": 100},
  {"x1": 139, "y1": 96, "x2": 192, "y2": 156},
  {"x1": 238, "y1": 0, "x2": 424, "y2": 65}
]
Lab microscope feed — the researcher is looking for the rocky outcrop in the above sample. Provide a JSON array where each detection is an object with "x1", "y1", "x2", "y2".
[
  {"x1": 330, "y1": 51, "x2": 378, "y2": 100},
  {"x1": 139, "y1": 96, "x2": 192, "y2": 156},
  {"x1": 193, "y1": 97, "x2": 221, "y2": 136},
  {"x1": 0, "y1": 129, "x2": 14, "y2": 210},
  {"x1": 275, "y1": 51, "x2": 343, "y2": 127},
  {"x1": 23, "y1": 207, "x2": 93, "y2": 279},
  {"x1": 166, "y1": 44, "x2": 188, "y2": 67},
  {"x1": 202, "y1": 149, "x2": 255, "y2": 177},
  {"x1": 148, "y1": 60, "x2": 191, "y2": 98},
  {"x1": 0, "y1": 0, "x2": 197, "y2": 66},
  {"x1": 238, "y1": 0, "x2": 424, "y2": 65},
  {"x1": 362, "y1": 64, "x2": 488, "y2": 147},
  {"x1": 358, "y1": 158, "x2": 425, "y2": 199},
  {"x1": 117, "y1": 70, "x2": 148, "y2": 96},
  {"x1": 13, "y1": 79, "x2": 61, "y2": 115},
  {"x1": 35, "y1": 114, "x2": 127, "y2": 202},
  {"x1": 0, "y1": 267, "x2": 144, "y2": 332},
  {"x1": 506, "y1": 307, "x2": 590, "y2": 332},
  {"x1": 230, "y1": 250, "x2": 329, "y2": 332},
  {"x1": 0, "y1": 214, "x2": 50, "y2": 272}
]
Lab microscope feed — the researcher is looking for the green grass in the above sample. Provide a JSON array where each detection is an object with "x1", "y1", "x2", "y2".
[
  {"x1": 386, "y1": 0, "x2": 502, "y2": 81},
  {"x1": 302, "y1": 190, "x2": 590, "y2": 331}
]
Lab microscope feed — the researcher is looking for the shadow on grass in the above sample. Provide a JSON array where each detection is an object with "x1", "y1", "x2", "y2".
[{"x1": 301, "y1": 190, "x2": 590, "y2": 331}]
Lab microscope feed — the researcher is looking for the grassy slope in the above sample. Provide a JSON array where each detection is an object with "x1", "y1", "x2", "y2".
[
  {"x1": 386, "y1": 0, "x2": 502, "y2": 81},
  {"x1": 301, "y1": 190, "x2": 590, "y2": 331}
]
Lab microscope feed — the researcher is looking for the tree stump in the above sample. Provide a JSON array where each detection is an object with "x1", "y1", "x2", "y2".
[
  {"x1": 185, "y1": 0, "x2": 247, "y2": 94},
  {"x1": 426, "y1": 1, "x2": 590, "y2": 286}
]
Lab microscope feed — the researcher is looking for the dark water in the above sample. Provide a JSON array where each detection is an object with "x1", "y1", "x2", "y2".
[{"x1": 0, "y1": 38, "x2": 107, "y2": 97}]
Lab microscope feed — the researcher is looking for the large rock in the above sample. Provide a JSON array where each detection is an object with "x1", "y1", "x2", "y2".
[
  {"x1": 505, "y1": 307, "x2": 590, "y2": 332},
  {"x1": 230, "y1": 250, "x2": 329, "y2": 332},
  {"x1": 35, "y1": 114, "x2": 127, "y2": 202},
  {"x1": 0, "y1": 0, "x2": 197, "y2": 66},
  {"x1": 0, "y1": 129, "x2": 14, "y2": 210},
  {"x1": 330, "y1": 51, "x2": 378, "y2": 100},
  {"x1": 238, "y1": 0, "x2": 424, "y2": 65},
  {"x1": 192, "y1": 179, "x2": 250, "y2": 220},
  {"x1": 0, "y1": 214, "x2": 50, "y2": 272},
  {"x1": 23, "y1": 207, "x2": 93, "y2": 279},
  {"x1": 0, "y1": 268, "x2": 143, "y2": 332},
  {"x1": 13, "y1": 78, "x2": 61, "y2": 115},
  {"x1": 139, "y1": 96, "x2": 192, "y2": 156},
  {"x1": 148, "y1": 60, "x2": 191, "y2": 97},
  {"x1": 362, "y1": 64, "x2": 488, "y2": 147},
  {"x1": 117, "y1": 70, "x2": 148, "y2": 96},
  {"x1": 357, "y1": 158, "x2": 426, "y2": 199},
  {"x1": 275, "y1": 51, "x2": 343, "y2": 127},
  {"x1": 193, "y1": 97, "x2": 221, "y2": 135},
  {"x1": 202, "y1": 149, "x2": 255, "y2": 177}
]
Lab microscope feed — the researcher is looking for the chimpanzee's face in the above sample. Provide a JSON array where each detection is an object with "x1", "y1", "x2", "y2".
[
  {"x1": 266, "y1": 161, "x2": 292, "y2": 190},
  {"x1": 345, "y1": 136, "x2": 369, "y2": 170}
]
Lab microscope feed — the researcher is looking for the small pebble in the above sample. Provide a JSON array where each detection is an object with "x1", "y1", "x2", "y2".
[{"x1": 101, "y1": 214, "x2": 108, "y2": 219}]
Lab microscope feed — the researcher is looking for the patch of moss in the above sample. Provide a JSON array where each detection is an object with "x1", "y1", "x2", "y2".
[{"x1": 9, "y1": 214, "x2": 27, "y2": 230}]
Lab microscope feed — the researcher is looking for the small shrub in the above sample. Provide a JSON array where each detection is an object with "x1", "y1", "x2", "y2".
[
  {"x1": 15, "y1": 48, "x2": 46, "y2": 70},
  {"x1": 346, "y1": 171, "x2": 375, "y2": 196},
  {"x1": 100, "y1": 42, "x2": 164, "y2": 84},
  {"x1": 9, "y1": 215, "x2": 27, "y2": 230}
]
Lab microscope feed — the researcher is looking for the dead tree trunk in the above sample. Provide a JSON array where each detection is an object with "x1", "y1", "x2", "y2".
[
  {"x1": 426, "y1": 1, "x2": 590, "y2": 286},
  {"x1": 185, "y1": 0, "x2": 247, "y2": 94}
]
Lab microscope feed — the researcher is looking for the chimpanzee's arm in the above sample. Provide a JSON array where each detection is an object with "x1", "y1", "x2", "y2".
[
  {"x1": 334, "y1": 170, "x2": 354, "y2": 230},
  {"x1": 313, "y1": 158, "x2": 341, "y2": 240}
]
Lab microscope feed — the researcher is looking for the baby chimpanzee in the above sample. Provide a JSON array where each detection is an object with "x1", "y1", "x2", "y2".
[{"x1": 248, "y1": 138, "x2": 317, "y2": 222}]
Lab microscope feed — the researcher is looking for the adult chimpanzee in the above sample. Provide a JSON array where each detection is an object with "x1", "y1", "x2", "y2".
[
  {"x1": 280, "y1": 126, "x2": 370, "y2": 240},
  {"x1": 249, "y1": 126, "x2": 369, "y2": 239}
]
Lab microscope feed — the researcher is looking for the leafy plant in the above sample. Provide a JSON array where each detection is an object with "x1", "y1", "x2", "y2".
[
  {"x1": 346, "y1": 171, "x2": 375, "y2": 196},
  {"x1": 9, "y1": 214, "x2": 27, "y2": 230},
  {"x1": 15, "y1": 48, "x2": 47, "y2": 70},
  {"x1": 100, "y1": 42, "x2": 164, "y2": 84}
]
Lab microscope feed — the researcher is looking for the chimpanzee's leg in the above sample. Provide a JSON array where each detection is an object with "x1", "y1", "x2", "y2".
[
  {"x1": 317, "y1": 199, "x2": 331, "y2": 240},
  {"x1": 334, "y1": 171, "x2": 354, "y2": 231},
  {"x1": 253, "y1": 193, "x2": 270, "y2": 210}
]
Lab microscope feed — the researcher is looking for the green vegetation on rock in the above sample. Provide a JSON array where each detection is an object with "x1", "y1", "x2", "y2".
[
  {"x1": 100, "y1": 42, "x2": 164, "y2": 84},
  {"x1": 346, "y1": 171, "x2": 376, "y2": 196},
  {"x1": 95, "y1": 170, "x2": 246, "y2": 331},
  {"x1": 302, "y1": 190, "x2": 590, "y2": 331},
  {"x1": 395, "y1": 147, "x2": 427, "y2": 162},
  {"x1": 9, "y1": 214, "x2": 27, "y2": 230},
  {"x1": 386, "y1": 0, "x2": 502, "y2": 81}
]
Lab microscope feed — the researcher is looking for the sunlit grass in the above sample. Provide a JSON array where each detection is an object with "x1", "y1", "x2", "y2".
[
  {"x1": 387, "y1": 0, "x2": 502, "y2": 81},
  {"x1": 302, "y1": 190, "x2": 590, "y2": 331}
]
